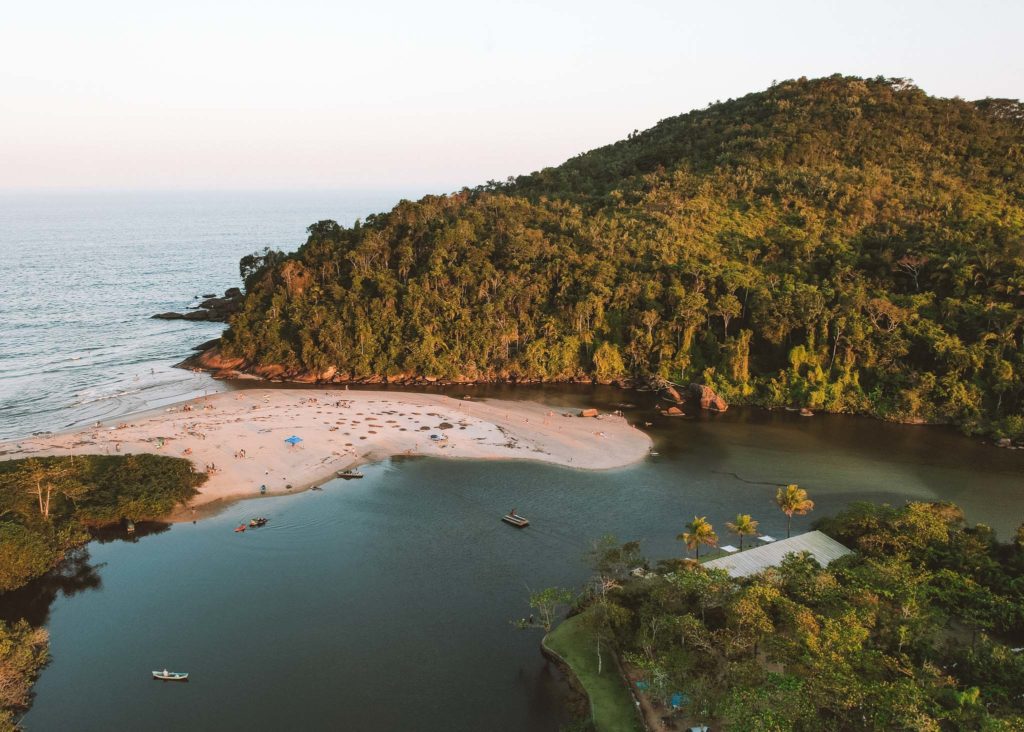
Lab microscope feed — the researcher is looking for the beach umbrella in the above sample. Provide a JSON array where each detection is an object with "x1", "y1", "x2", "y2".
[{"x1": 284, "y1": 435, "x2": 302, "y2": 446}]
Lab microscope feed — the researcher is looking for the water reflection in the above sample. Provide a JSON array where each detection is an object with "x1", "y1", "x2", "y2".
[
  {"x1": 0, "y1": 523, "x2": 170, "y2": 626},
  {"x1": 91, "y1": 521, "x2": 172, "y2": 545},
  {"x1": 0, "y1": 549, "x2": 104, "y2": 626}
]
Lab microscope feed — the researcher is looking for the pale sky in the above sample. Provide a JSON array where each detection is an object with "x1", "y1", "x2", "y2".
[{"x1": 1, "y1": 0, "x2": 1021, "y2": 192}]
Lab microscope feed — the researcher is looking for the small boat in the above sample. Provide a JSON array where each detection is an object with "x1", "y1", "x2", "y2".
[
  {"x1": 502, "y1": 512, "x2": 529, "y2": 528},
  {"x1": 234, "y1": 524, "x2": 246, "y2": 533},
  {"x1": 336, "y1": 469, "x2": 363, "y2": 479},
  {"x1": 126, "y1": 520, "x2": 135, "y2": 533},
  {"x1": 152, "y1": 669, "x2": 189, "y2": 682},
  {"x1": 649, "y1": 450, "x2": 659, "y2": 456},
  {"x1": 799, "y1": 408, "x2": 814, "y2": 417},
  {"x1": 249, "y1": 517, "x2": 268, "y2": 528}
]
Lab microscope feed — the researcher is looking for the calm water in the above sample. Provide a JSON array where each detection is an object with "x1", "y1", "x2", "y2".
[
  {"x1": 1, "y1": 193, "x2": 1023, "y2": 730},
  {"x1": 0, "y1": 191, "x2": 416, "y2": 439}
]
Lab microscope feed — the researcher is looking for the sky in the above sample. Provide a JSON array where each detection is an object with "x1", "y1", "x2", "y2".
[{"x1": 1, "y1": 0, "x2": 1021, "y2": 192}]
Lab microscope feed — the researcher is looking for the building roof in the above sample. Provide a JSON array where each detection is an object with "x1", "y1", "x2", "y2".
[{"x1": 702, "y1": 530, "x2": 853, "y2": 578}]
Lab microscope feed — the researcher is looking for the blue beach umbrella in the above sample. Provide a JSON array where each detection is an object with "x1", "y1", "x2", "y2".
[{"x1": 284, "y1": 435, "x2": 303, "y2": 446}]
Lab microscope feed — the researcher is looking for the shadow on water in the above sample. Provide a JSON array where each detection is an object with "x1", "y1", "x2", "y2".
[
  {"x1": 91, "y1": 520, "x2": 172, "y2": 545},
  {"x1": 0, "y1": 523, "x2": 171, "y2": 626},
  {"x1": 0, "y1": 549, "x2": 104, "y2": 627}
]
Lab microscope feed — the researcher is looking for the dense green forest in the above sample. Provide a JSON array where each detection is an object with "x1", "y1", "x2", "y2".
[
  {"x1": 560, "y1": 503, "x2": 1024, "y2": 730},
  {"x1": 0, "y1": 455, "x2": 204, "y2": 593},
  {"x1": 218, "y1": 75, "x2": 1024, "y2": 438},
  {"x1": 0, "y1": 619, "x2": 48, "y2": 731}
]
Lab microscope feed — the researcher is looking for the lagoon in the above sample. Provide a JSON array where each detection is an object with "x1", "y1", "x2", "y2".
[{"x1": 6, "y1": 387, "x2": 1023, "y2": 730}]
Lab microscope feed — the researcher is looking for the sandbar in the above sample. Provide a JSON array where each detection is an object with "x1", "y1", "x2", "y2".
[{"x1": 1, "y1": 389, "x2": 652, "y2": 514}]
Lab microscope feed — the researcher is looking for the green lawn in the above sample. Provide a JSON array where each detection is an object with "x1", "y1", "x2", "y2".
[{"x1": 544, "y1": 612, "x2": 643, "y2": 732}]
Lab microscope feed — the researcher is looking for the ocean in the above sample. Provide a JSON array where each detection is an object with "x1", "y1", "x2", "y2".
[{"x1": 0, "y1": 191, "x2": 417, "y2": 440}]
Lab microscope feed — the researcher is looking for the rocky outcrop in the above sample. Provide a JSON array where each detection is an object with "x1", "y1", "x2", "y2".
[
  {"x1": 178, "y1": 345, "x2": 247, "y2": 373},
  {"x1": 690, "y1": 383, "x2": 728, "y2": 412},
  {"x1": 661, "y1": 385, "x2": 684, "y2": 403},
  {"x1": 151, "y1": 287, "x2": 243, "y2": 323}
]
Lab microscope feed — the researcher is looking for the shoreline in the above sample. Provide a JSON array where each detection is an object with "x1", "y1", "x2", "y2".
[{"x1": 0, "y1": 388, "x2": 653, "y2": 518}]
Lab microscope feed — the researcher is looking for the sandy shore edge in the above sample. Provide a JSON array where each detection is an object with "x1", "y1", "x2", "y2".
[{"x1": 0, "y1": 388, "x2": 652, "y2": 518}]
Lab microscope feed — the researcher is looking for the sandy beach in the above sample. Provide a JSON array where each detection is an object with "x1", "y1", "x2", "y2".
[{"x1": 0, "y1": 389, "x2": 652, "y2": 514}]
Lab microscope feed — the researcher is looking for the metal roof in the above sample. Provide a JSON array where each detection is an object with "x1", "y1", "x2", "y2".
[{"x1": 702, "y1": 530, "x2": 853, "y2": 578}]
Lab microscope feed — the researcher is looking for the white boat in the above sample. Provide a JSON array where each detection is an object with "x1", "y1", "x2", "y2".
[{"x1": 152, "y1": 669, "x2": 189, "y2": 681}]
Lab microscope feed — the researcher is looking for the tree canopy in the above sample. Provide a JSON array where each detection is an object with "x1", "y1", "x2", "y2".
[
  {"x1": 221, "y1": 75, "x2": 1024, "y2": 439},
  {"x1": 571, "y1": 502, "x2": 1024, "y2": 730},
  {"x1": 0, "y1": 454, "x2": 204, "y2": 593}
]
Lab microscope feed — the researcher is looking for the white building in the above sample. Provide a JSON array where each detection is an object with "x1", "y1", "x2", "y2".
[{"x1": 702, "y1": 530, "x2": 853, "y2": 578}]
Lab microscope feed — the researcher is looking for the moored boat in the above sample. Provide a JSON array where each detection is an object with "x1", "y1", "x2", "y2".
[
  {"x1": 336, "y1": 469, "x2": 363, "y2": 479},
  {"x1": 152, "y1": 669, "x2": 189, "y2": 681},
  {"x1": 234, "y1": 524, "x2": 246, "y2": 533},
  {"x1": 502, "y1": 511, "x2": 529, "y2": 528},
  {"x1": 249, "y1": 517, "x2": 268, "y2": 528}
]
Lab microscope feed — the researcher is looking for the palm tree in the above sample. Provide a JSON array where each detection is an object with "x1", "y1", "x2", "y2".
[
  {"x1": 776, "y1": 484, "x2": 814, "y2": 538},
  {"x1": 725, "y1": 513, "x2": 759, "y2": 550},
  {"x1": 678, "y1": 516, "x2": 718, "y2": 560}
]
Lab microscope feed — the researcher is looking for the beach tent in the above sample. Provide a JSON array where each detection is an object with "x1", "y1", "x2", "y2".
[{"x1": 284, "y1": 435, "x2": 303, "y2": 446}]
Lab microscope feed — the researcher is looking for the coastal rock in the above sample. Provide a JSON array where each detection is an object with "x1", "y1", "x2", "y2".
[
  {"x1": 152, "y1": 286, "x2": 243, "y2": 323},
  {"x1": 179, "y1": 345, "x2": 247, "y2": 372},
  {"x1": 254, "y1": 364, "x2": 287, "y2": 379},
  {"x1": 580, "y1": 408, "x2": 599, "y2": 418},
  {"x1": 192, "y1": 337, "x2": 222, "y2": 352},
  {"x1": 661, "y1": 406, "x2": 685, "y2": 416},
  {"x1": 661, "y1": 385, "x2": 684, "y2": 403},
  {"x1": 690, "y1": 383, "x2": 728, "y2": 412},
  {"x1": 199, "y1": 297, "x2": 229, "y2": 309}
]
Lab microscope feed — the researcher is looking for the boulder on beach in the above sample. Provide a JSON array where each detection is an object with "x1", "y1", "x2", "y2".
[{"x1": 690, "y1": 384, "x2": 728, "y2": 412}]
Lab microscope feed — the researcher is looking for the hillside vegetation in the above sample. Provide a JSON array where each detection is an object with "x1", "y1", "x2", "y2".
[{"x1": 220, "y1": 76, "x2": 1024, "y2": 438}]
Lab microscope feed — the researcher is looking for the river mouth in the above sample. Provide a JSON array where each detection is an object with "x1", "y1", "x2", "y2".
[{"x1": 5, "y1": 391, "x2": 1024, "y2": 730}]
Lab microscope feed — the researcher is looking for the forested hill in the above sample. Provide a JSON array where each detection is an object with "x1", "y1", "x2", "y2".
[{"x1": 214, "y1": 75, "x2": 1024, "y2": 438}]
